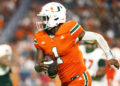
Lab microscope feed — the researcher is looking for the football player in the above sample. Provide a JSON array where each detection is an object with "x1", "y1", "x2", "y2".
[
  {"x1": 79, "y1": 41, "x2": 108, "y2": 86},
  {"x1": 34, "y1": 2, "x2": 119, "y2": 86},
  {"x1": 0, "y1": 44, "x2": 13, "y2": 86}
]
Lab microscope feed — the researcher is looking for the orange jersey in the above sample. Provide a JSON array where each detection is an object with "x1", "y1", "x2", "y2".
[{"x1": 34, "y1": 20, "x2": 87, "y2": 83}]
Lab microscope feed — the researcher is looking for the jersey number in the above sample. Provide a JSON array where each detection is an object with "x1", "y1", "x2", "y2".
[
  {"x1": 52, "y1": 47, "x2": 63, "y2": 64},
  {"x1": 84, "y1": 59, "x2": 93, "y2": 69}
]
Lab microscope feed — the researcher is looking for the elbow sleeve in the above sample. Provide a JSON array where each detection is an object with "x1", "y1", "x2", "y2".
[{"x1": 96, "y1": 34, "x2": 110, "y2": 52}]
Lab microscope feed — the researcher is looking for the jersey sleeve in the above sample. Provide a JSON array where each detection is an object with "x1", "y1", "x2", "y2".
[
  {"x1": 69, "y1": 21, "x2": 84, "y2": 39},
  {"x1": 34, "y1": 33, "x2": 42, "y2": 50}
]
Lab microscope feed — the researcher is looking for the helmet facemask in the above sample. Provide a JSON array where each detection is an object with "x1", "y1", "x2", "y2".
[{"x1": 36, "y1": 15, "x2": 50, "y2": 30}]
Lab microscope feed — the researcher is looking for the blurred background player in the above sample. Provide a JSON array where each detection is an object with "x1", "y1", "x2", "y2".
[
  {"x1": 0, "y1": 44, "x2": 13, "y2": 86},
  {"x1": 79, "y1": 41, "x2": 108, "y2": 86}
]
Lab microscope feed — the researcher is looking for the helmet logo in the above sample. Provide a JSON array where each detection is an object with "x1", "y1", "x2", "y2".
[
  {"x1": 50, "y1": 7, "x2": 54, "y2": 12},
  {"x1": 57, "y1": 7, "x2": 60, "y2": 11},
  {"x1": 50, "y1": 6, "x2": 60, "y2": 13}
]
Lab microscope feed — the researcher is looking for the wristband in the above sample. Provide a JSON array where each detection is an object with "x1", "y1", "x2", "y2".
[{"x1": 105, "y1": 50, "x2": 114, "y2": 60}]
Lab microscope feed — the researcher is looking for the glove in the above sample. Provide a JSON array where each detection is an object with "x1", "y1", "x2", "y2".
[
  {"x1": 34, "y1": 58, "x2": 48, "y2": 72},
  {"x1": 34, "y1": 56, "x2": 58, "y2": 79},
  {"x1": 34, "y1": 64, "x2": 48, "y2": 72}
]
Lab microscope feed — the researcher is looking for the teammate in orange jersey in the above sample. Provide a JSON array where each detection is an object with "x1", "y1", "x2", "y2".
[{"x1": 33, "y1": 2, "x2": 119, "y2": 86}]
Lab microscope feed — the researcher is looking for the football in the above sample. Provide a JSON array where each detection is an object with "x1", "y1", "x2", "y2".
[
  {"x1": 35, "y1": 56, "x2": 58, "y2": 79},
  {"x1": 44, "y1": 56, "x2": 58, "y2": 79}
]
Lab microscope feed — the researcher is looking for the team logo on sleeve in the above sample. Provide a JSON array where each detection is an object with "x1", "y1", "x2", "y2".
[{"x1": 34, "y1": 39, "x2": 38, "y2": 44}]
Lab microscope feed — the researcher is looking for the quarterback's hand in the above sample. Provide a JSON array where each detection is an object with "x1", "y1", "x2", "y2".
[
  {"x1": 108, "y1": 59, "x2": 119, "y2": 69},
  {"x1": 35, "y1": 58, "x2": 48, "y2": 72}
]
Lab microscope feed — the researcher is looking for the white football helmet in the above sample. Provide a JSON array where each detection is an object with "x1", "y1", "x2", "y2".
[{"x1": 36, "y1": 2, "x2": 66, "y2": 30}]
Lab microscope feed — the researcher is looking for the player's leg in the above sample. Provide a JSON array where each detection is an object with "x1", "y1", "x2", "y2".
[{"x1": 85, "y1": 71, "x2": 92, "y2": 86}]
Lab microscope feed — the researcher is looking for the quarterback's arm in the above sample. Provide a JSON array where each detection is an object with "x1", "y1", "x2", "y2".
[
  {"x1": 34, "y1": 48, "x2": 48, "y2": 72},
  {"x1": 34, "y1": 49, "x2": 58, "y2": 79},
  {"x1": 79, "y1": 31, "x2": 119, "y2": 69},
  {"x1": 0, "y1": 55, "x2": 12, "y2": 67},
  {"x1": 35, "y1": 48, "x2": 44, "y2": 64}
]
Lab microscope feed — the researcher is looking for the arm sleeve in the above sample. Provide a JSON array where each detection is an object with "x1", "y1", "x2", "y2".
[{"x1": 82, "y1": 31, "x2": 114, "y2": 60}]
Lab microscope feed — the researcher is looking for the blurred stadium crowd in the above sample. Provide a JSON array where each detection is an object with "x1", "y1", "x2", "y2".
[{"x1": 0, "y1": 0, "x2": 120, "y2": 86}]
